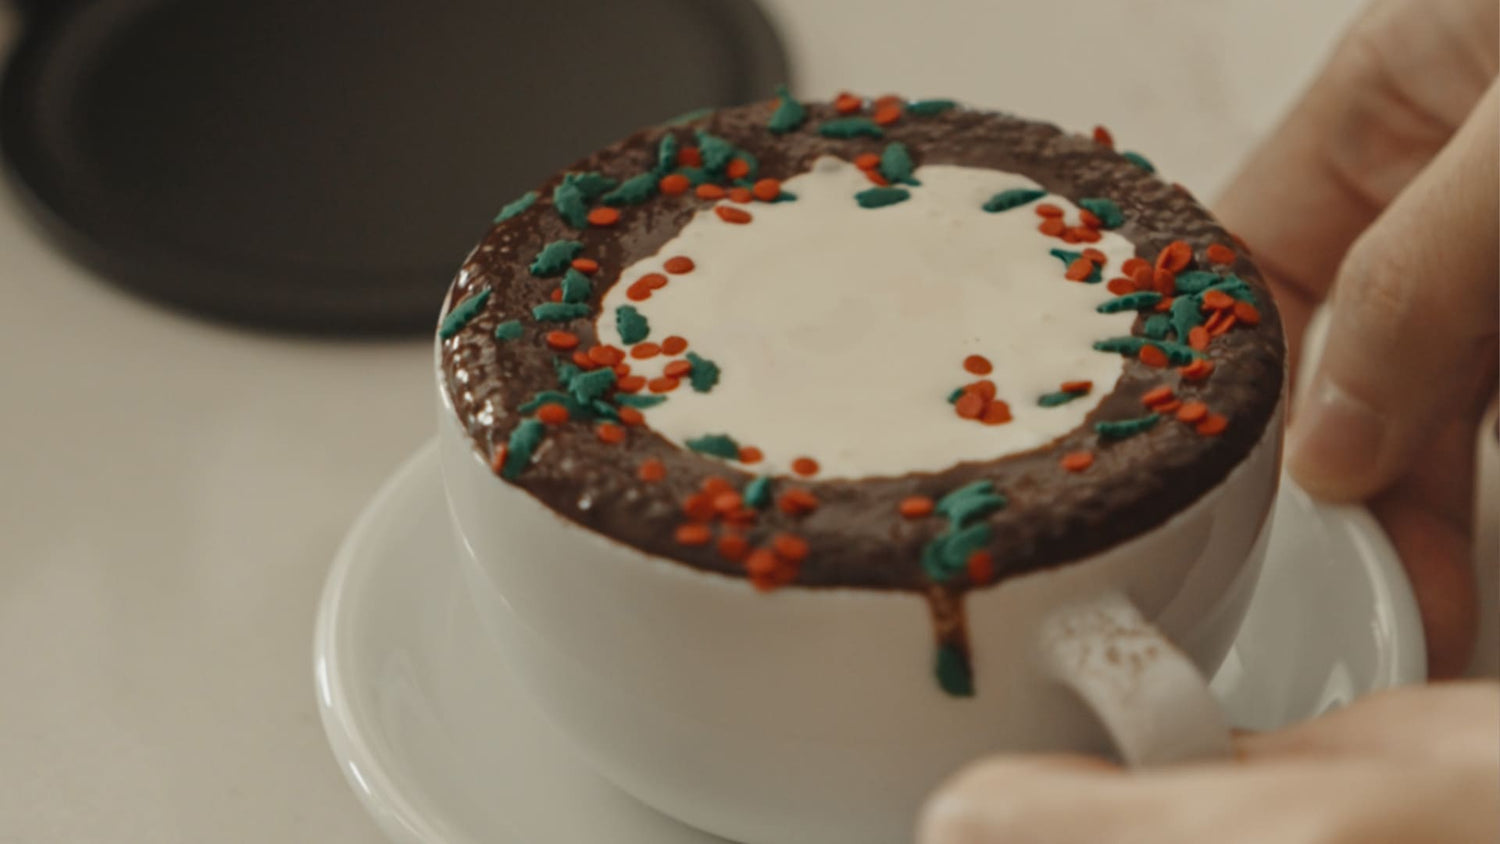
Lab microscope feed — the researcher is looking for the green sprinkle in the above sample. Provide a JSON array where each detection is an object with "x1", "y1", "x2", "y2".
[
  {"x1": 1173, "y1": 270, "x2": 1220, "y2": 295},
  {"x1": 947, "y1": 386, "x2": 965, "y2": 404},
  {"x1": 856, "y1": 187, "x2": 910, "y2": 208},
  {"x1": 906, "y1": 99, "x2": 957, "y2": 116},
  {"x1": 655, "y1": 134, "x2": 679, "y2": 176},
  {"x1": 695, "y1": 130, "x2": 737, "y2": 175},
  {"x1": 1078, "y1": 197, "x2": 1126, "y2": 228},
  {"x1": 675, "y1": 166, "x2": 708, "y2": 186},
  {"x1": 532, "y1": 302, "x2": 590, "y2": 322},
  {"x1": 500, "y1": 419, "x2": 545, "y2": 480},
  {"x1": 935, "y1": 480, "x2": 1006, "y2": 527},
  {"x1": 1207, "y1": 275, "x2": 1257, "y2": 304},
  {"x1": 1142, "y1": 314, "x2": 1172, "y2": 341},
  {"x1": 493, "y1": 191, "x2": 538, "y2": 223},
  {"x1": 438, "y1": 289, "x2": 490, "y2": 339},
  {"x1": 879, "y1": 142, "x2": 918, "y2": 186},
  {"x1": 1092, "y1": 336, "x2": 1147, "y2": 356},
  {"x1": 1152, "y1": 340, "x2": 1200, "y2": 365},
  {"x1": 922, "y1": 522, "x2": 993, "y2": 581},
  {"x1": 601, "y1": 172, "x2": 658, "y2": 206},
  {"x1": 686, "y1": 352, "x2": 720, "y2": 393},
  {"x1": 616, "y1": 393, "x2": 666, "y2": 409},
  {"x1": 685, "y1": 433, "x2": 740, "y2": 459},
  {"x1": 560, "y1": 269, "x2": 592, "y2": 304},
  {"x1": 552, "y1": 179, "x2": 590, "y2": 229},
  {"x1": 569, "y1": 171, "x2": 617, "y2": 200},
  {"x1": 1049, "y1": 248, "x2": 1084, "y2": 267},
  {"x1": 1037, "y1": 390, "x2": 1084, "y2": 408},
  {"x1": 983, "y1": 188, "x2": 1046, "y2": 213},
  {"x1": 493, "y1": 319, "x2": 523, "y2": 341},
  {"x1": 591, "y1": 400, "x2": 620, "y2": 421},
  {"x1": 935, "y1": 644, "x2": 974, "y2": 697},
  {"x1": 664, "y1": 106, "x2": 714, "y2": 126},
  {"x1": 1170, "y1": 295, "x2": 1204, "y2": 341},
  {"x1": 553, "y1": 359, "x2": 581, "y2": 388},
  {"x1": 569, "y1": 367, "x2": 617, "y2": 404},
  {"x1": 1096, "y1": 414, "x2": 1161, "y2": 440},
  {"x1": 743, "y1": 475, "x2": 772, "y2": 509},
  {"x1": 530, "y1": 240, "x2": 583, "y2": 277},
  {"x1": 1122, "y1": 151, "x2": 1156, "y2": 173},
  {"x1": 768, "y1": 190, "x2": 798, "y2": 203},
  {"x1": 767, "y1": 84, "x2": 807, "y2": 134},
  {"x1": 616, "y1": 305, "x2": 649, "y2": 344},
  {"x1": 819, "y1": 117, "x2": 884, "y2": 139},
  {"x1": 1097, "y1": 292, "x2": 1163, "y2": 313}
]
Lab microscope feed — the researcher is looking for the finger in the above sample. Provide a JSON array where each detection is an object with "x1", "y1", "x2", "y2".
[
  {"x1": 1214, "y1": 0, "x2": 1497, "y2": 305},
  {"x1": 1285, "y1": 79, "x2": 1499, "y2": 501},
  {"x1": 1238, "y1": 682, "x2": 1500, "y2": 763}
]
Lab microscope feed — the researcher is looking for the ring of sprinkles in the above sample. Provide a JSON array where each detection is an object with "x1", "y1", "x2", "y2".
[{"x1": 438, "y1": 92, "x2": 1284, "y2": 699}]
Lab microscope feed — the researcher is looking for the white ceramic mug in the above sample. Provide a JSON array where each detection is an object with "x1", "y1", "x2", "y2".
[{"x1": 439, "y1": 378, "x2": 1283, "y2": 844}]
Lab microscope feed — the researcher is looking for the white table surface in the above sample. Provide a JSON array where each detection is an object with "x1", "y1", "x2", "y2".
[{"x1": 5, "y1": 1, "x2": 1492, "y2": 842}]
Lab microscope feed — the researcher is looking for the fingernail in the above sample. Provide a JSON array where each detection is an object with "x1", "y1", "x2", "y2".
[{"x1": 1287, "y1": 374, "x2": 1386, "y2": 499}]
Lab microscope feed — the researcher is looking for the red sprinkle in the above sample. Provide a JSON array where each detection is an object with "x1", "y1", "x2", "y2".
[
  {"x1": 726, "y1": 158, "x2": 751, "y2": 180},
  {"x1": 571, "y1": 257, "x2": 599, "y2": 273},
  {"x1": 1155, "y1": 399, "x2": 1182, "y2": 414},
  {"x1": 1107, "y1": 277, "x2": 1136, "y2": 296},
  {"x1": 966, "y1": 550, "x2": 995, "y2": 584},
  {"x1": 853, "y1": 152, "x2": 882, "y2": 170},
  {"x1": 659, "y1": 173, "x2": 691, "y2": 196},
  {"x1": 777, "y1": 488, "x2": 819, "y2": 516},
  {"x1": 648, "y1": 376, "x2": 680, "y2": 393},
  {"x1": 617, "y1": 375, "x2": 646, "y2": 393},
  {"x1": 716, "y1": 533, "x2": 749, "y2": 562},
  {"x1": 625, "y1": 282, "x2": 652, "y2": 302},
  {"x1": 587, "y1": 207, "x2": 620, "y2": 227},
  {"x1": 536, "y1": 403, "x2": 569, "y2": 425},
  {"x1": 544, "y1": 330, "x2": 579, "y2": 350},
  {"x1": 682, "y1": 492, "x2": 715, "y2": 522},
  {"x1": 1153, "y1": 267, "x2": 1177, "y2": 295},
  {"x1": 1211, "y1": 314, "x2": 1239, "y2": 336},
  {"x1": 1205, "y1": 243, "x2": 1236, "y2": 265},
  {"x1": 549, "y1": 288, "x2": 563, "y2": 302},
  {"x1": 872, "y1": 102, "x2": 902, "y2": 125},
  {"x1": 1156, "y1": 240, "x2": 1193, "y2": 272},
  {"x1": 1060, "y1": 451, "x2": 1095, "y2": 472},
  {"x1": 833, "y1": 92, "x2": 863, "y2": 114},
  {"x1": 572, "y1": 350, "x2": 596, "y2": 370},
  {"x1": 771, "y1": 533, "x2": 809, "y2": 562},
  {"x1": 1233, "y1": 301, "x2": 1261, "y2": 326},
  {"x1": 638, "y1": 458, "x2": 666, "y2": 482},
  {"x1": 640, "y1": 273, "x2": 669, "y2": 290},
  {"x1": 965, "y1": 379, "x2": 998, "y2": 401},
  {"x1": 614, "y1": 363, "x2": 631, "y2": 377},
  {"x1": 1176, "y1": 401, "x2": 1209, "y2": 424},
  {"x1": 864, "y1": 169, "x2": 890, "y2": 187},
  {"x1": 1078, "y1": 209, "x2": 1103, "y2": 230},
  {"x1": 663, "y1": 359, "x2": 693, "y2": 378},
  {"x1": 631, "y1": 342, "x2": 661, "y2": 359},
  {"x1": 1038, "y1": 218, "x2": 1067, "y2": 237},
  {"x1": 715, "y1": 205, "x2": 753, "y2": 224},
  {"x1": 1065, "y1": 258, "x2": 1096, "y2": 282},
  {"x1": 1072, "y1": 227, "x2": 1102, "y2": 243},
  {"x1": 1081, "y1": 248, "x2": 1108, "y2": 265},
  {"x1": 1121, "y1": 257, "x2": 1150, "y2": 277},
  {"x1": 596, "y1": 422, "x2": 626, "y2": 444},
  {"x1": 695, "y1": 184, "x2": 727, "y2": 200},
  {"x1": 1179, "y1": 358, "x2": 1215, "y2": 382},
  {"x1": 752, "y1": 178, "x2": 781, "y2": 202},
  {"x1": 660, "y1": 335, "x2": 688, "y2": 355},
  {"x1": 1138, "y1": 345, "x2": 1169, "y2": 368},
  {"x1": 674, "y1": 523, "x2": 713, "y2": 546},
  {"x1": 1141, "y1": 385, "x2": 1175, "y2": 407},
  {"x1": 1155, "y1": 296, "x2": 1175, "y2": 313},
  {"x1": 677, "y1": 146, "x2": 703, "y2": 167},
  {"x1": 737, "y1": 445, "x2": 764, "y2": 464},
  {"x1": 791, "y1": 456, "x2": 820, "y2": 477},
  {"x1": 1196, "y1": 414, "x2": 1229, "y2": 436},
  {"x1": 618, "y1": 406, "x2": 646, "y2": 426},
  {"x1": 728, "y1": 187, "x2": 754, "y2": 204},
  {"x1": 981, "y1": 401, "x2": 1013, "y2": 425},
  {"x1": 702, "y1": 476, "x2": 733, "y2": 496},
  {"x1": 712, "y1": 491, "x2": 744, "y2": 514},
  {"x1": 1061, "y1": 380, "x2": 1093, "y2": 393},
  {"x1": 747, "y1": 548, "x2": 796, "y2": 592},
  {"x1": 1201, "y1": 289, "x2": 1235, "y2": 311},
  {"x1": 899, "y1": 496, "x2": 934, "y2": 518},
  {"x1": 963, "y1": 354, "x2": 993, "y2": 375},
  {"x1": 1092, "y1": 125, "x2": 1115, "y2": 148},
  {"x1": 489, "y1": 445, "x2": 507, "y2": 475},
  {"x1": 1035, "y1": 203, "x2": 1064, "y2": 218},
  {"x1": 589, "y1": 345, "x2": 626, "y2": 366},
  {"x1": 954, "y1": 393, "x2": 985, "y2": 420}
]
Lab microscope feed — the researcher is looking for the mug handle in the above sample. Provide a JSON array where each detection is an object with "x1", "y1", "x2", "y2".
[{"x1": 1036, "y1": 591, "x2": 1233, "y2": 766}]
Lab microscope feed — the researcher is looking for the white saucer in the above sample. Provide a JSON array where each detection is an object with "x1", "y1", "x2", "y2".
[{"x1": 314, "y1": 441, "x2": 1426, "y2": 844}]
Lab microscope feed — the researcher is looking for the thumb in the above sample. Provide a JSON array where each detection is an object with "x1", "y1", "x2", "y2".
[{"x1": 1287, "y1": 80, "x2": 1498, "y2": 501}]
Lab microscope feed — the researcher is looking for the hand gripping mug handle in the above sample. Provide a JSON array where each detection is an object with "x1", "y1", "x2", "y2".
[{"x1": 1037, "y1": 591, "x2": 1232, "y2": 766}]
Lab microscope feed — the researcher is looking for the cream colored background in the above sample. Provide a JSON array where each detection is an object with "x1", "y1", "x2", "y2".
[{"x1": 0, "y1": 1, "x2": 1491, "y2": 842}]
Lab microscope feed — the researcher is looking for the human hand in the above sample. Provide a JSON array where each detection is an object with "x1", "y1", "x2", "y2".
[
  {"x1": 918, "y1": 682, "x2": 1499, "y2": 844},
  {"x1": 1214, "y1": 0, "x2": 1498, "y2": 677}
]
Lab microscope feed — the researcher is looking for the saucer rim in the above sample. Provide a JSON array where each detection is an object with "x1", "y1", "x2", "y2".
[{"x1": 313, "y1": 439, "x2": 1425, "y2": 844}]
